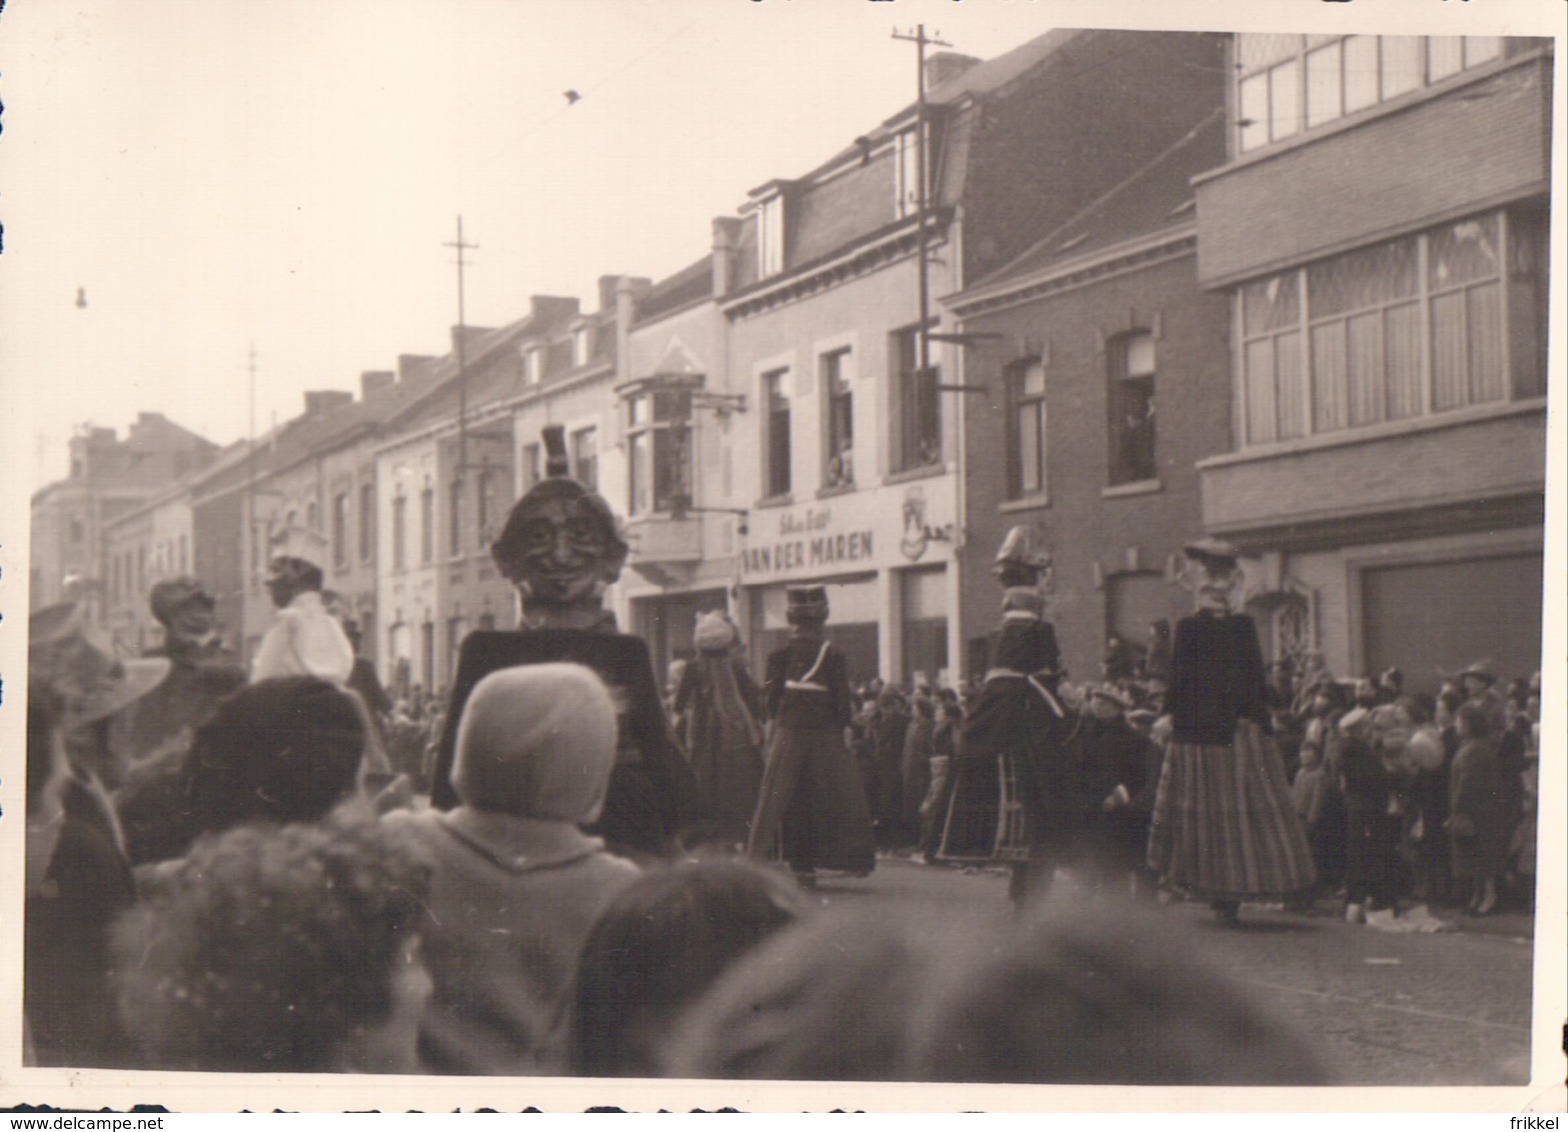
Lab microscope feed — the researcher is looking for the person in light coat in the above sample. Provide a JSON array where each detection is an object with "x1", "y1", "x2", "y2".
[{"x1": 251, "y1": 527, "x2": 354, "y2": 685}]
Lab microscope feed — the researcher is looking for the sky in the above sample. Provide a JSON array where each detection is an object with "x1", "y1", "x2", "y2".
[
  {"x1": 0, "y1": 0, "x2": 1557, "y2": 495},
  {"x1": 0, "y1": 0, "x2": 1069, "y2": 493}
]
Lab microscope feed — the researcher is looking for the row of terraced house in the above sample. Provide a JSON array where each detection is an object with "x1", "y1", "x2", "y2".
[{"x1": 34, "y1": 28, "x2": 1552, "y2": 698}]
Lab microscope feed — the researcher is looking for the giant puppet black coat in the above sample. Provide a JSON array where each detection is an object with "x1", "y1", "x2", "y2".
[{"x1": 429, "y1": 629, "x2": 703, "y2": 857}]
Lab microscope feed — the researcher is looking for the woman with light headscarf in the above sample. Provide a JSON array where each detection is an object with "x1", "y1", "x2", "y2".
[{"x1": 674, "y1": 611, "x2": 766, "y2": 849}]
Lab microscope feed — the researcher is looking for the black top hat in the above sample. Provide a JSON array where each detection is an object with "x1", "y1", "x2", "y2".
[{"x1": 785, "y1": 585, "x2": 829, "y2": 622}]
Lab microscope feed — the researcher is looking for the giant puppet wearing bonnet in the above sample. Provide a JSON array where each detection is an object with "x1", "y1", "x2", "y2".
[{"x1": 428, "y1": 426, "x2": 701, "y2": 856}]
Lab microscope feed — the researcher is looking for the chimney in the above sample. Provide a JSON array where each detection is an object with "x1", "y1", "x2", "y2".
[
  {"x1": 712, "y1": 217, "x2": 742, "y2": 298},
  {"x1": 304, "y1": 390, "x2": 353, "y2": 416},
  {"x1": 398, "y1": 354, "x2": 438, "y2": 386},
  {"x1": 451, "y1": 325, "x2": 495, "y2": 356},
  {"x1": 597, "y1": 276, "x2": 621, "y2": 316},
  {"x1": 925, "y1": 51, "x2": 981, "y2": 91},
  {"x1": 614, "y1": 276, "x2": 652, "y2": 382},
  {"x1": 360, "y1": 370, "x2": 395, "y2": 399},
  {"x1": 528, "y1": 295, "x2": 581, "y2": 327}
]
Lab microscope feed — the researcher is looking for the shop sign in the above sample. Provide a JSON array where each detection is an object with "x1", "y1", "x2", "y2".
[{"x1": 740, "y1": 504, "x2": 875, "y2": 578}]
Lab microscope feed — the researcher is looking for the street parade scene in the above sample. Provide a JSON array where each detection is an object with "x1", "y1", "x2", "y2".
[{"x1": 7, "y1": 3, "x2": 1557, "y2": 1108}]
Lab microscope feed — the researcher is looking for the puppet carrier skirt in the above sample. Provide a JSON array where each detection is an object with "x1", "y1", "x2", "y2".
[
  {"x1": 935, "y1": 752, "x2": 1032, "y2": 863},
  {"x1": 1146, "y1": 718, "x2": 1316, "y2": 900}
]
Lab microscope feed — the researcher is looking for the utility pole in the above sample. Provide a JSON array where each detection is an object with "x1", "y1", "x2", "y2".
[
  {"x1": 444, "y1": 216, "x2": 479, "y2": 486},
  {"x1": 891, "y1": 24, "x2": 951, "y2": 387}
]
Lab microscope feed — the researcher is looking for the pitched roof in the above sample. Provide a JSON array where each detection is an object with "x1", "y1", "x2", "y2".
[
  {"x1": 964, "y1": 107, "x2": 1226, "y2": 291},
  {"x1": 633, "y1": 255, "x2": 713, "y2": 324}
]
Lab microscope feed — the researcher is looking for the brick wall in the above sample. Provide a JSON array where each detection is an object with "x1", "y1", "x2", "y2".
[
  {"x1": 956, "y1": 252, "x2": 1232, "y2": 680},
  {"x1": 962, "y1": 30, "x2": 1228, "y2": 284},
  {"x1": 1196, "y1": 55, "x2": 1552, "y2": 286}
]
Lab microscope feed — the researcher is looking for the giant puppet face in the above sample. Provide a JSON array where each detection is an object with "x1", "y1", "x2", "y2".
[{"x1": 491, "y1": 480, "x2": 630, "y2": 627}]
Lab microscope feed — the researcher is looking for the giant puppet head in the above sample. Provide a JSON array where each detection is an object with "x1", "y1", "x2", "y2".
[{"x1": 490, "y1": 425, "x2": 630, "y2": 630}]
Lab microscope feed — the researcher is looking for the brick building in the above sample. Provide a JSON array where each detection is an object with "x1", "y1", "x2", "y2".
[
  {"x1": 945, "y1": 109, "x2": 1231, "y2": 681},
  {"x1": 678, "y1": 27, "x2": 1234, "y2": 685},
  {"x1": 1192, "y1": 33, "x2": 1553, "y2": 688},
  {"x1": 30, "y1": 413, "x2": 218, "y2": 631}
]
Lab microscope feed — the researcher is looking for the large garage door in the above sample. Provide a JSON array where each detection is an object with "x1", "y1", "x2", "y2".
[{"x1": 1362, "y1": 552, "x2": 1543, "y2": 693}]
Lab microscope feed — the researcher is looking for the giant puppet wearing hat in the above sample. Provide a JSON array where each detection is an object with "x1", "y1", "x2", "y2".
[
  {"x1": 936, "y1": 526, "x2": 1075, "y2": 904},
  {"x1": 428, "y1": 426, "x2": 701, "y2": 857},
  {"x1": 744, "y1": 584, "x2": 875, "y2": 884},
  {"x1": 1145, "y1": 537, "x2": 1315, "y2": 925},
  {"x1": 251, "y1": 525, "x2": 355, "y2": 685},
  {"x1": 126, "y1": 576, "x2": 246, "y2": 759}
]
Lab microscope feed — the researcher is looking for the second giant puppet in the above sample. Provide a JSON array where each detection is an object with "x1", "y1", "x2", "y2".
[{"x1": 429, "y1": 426, "x2": 702, "y2": 856}]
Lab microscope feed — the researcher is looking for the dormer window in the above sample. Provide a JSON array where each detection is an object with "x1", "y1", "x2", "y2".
[
  {"x1": 758, "y1": 195, "x2": 784, "y2": 278},
  {"x1": 523, "y1": 345, "x2": 544, "y2": 384},
  {"x1": 572, "y1": 326, "x2": 591, "y2": 368}
]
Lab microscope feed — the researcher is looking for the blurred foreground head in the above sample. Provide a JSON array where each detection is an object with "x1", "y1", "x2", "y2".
[
  {"x1": 666, "y1": 901, "x2": 1327, "y2": 1085},
  {"x1": 570, "y1": 858, "x2": 805, "y2": 1077},
  {"x1": 190, "y1": 676, "x2": 366, "y2": 836},
  {"x1": 113, "y1": 815, "x2": 431, "y2": 1073}
]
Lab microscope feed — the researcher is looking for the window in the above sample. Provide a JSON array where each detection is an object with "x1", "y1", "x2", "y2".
[
  {"x1": 572, "y1": 326, "x2": 591, "y2": 368},
  {"x1": 822, "y1": 350, "x2": 855, "y2": 488},
  {"x1": 894, "y1": 125, "x2": 928, "y2": 220},
  {"x1": 626, "y1": 388, "x2": 691, "y2": 516},
  {"x1": 1006, "y1": 358, "x2": 1048, "y2": 499},
  {"x1": 333, "y1": 492, "x2": 350, "y2": 568},
  {"x1": 520, "y1": 443, "x2": 542, "y2": 492},
  {"x1": 762, "y1": 369, "x2": 791, "y2": 498},
  {"x1": 392, "y1": 494, "x2": 407, "y2": 570},
  {"x1": 758, "y1": 195, "x2": 784, "y2": 278},
  {"x1": 523, "y1": 346, "x2": 544, "y2": 385},
  {"x1": 1236, "y1": 34, "x2": 1516, "y2": 152},
  {"x1": 420, "y1": 620, "x2": 435, "y2": 688},
  {"x1": 1109, "y1": 334, "x2": 1158, "y2": 486},
  {"x1": 1239, "y1": 207, "x2": 1545, "y2": 447},
  {"x1": 359, "y1": 482, "x2": 375, "y2": 561},
  {"x1": 891, "y1": 326, "x2": 941, "y2": 472},
  {"x1": 475, "y1": 470, "x2": 494, "y2": 546},
  {"x1": 448, "y1": 478, "x2": 464, "y2": 557},
  {"x1": 571, "y1": 426, "x2": 599, "y2": 491},
  {"x1": 306, "y1": 501, "x2": 319, "y2": 532},
  {"x1": 419, "y1": 486, "x2": 434, "y2": 564}
]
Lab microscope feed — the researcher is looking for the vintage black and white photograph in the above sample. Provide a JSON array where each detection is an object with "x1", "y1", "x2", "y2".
[{"x1": 1, "y1": 0, "x2": 1562, "y2": 1112}]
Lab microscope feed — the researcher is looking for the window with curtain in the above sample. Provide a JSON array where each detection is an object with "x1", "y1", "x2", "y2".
[
  {"x1": 823, "y1": 349, "x2": 855, "y2": 488},
  {"x1": 891, "y1": 325, "x2": 941, "y2": 472},
  {"x1": 763, "y1": 369, "x2": 791, "y2": 498},
  {"x1": 626, "y1": 388, "x2": 691, "y2": 515},
  {"x1": 1109, "y1": 334, "x2": 1158, "y2": 486},
  {"x1": 1006, "y1": 357, "x2": 1048, "y2": 499},
  {"x1": 1239, "y1": 207, "x2": 1542, "y2": 448},
  {"x1": 572, "y1": 426, "x2": 599, "y2": 491}
]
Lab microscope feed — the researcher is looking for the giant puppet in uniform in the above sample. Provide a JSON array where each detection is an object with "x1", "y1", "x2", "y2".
[
  {"x1": 936, "y1": 526, "x2": 1080, "y2": 905},
  {"x1": 428, "y1": 426, "x2": 702, "y2": 857},
  {"x1": 1145, "y1": 537, "x2": 1316, "y2": 926}
]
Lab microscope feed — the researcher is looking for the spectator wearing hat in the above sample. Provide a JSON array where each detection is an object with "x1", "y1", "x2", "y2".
[
  {"x1": 1146, "y1": 539, "x2": 1315, "y2": 927},
  {"x1": 126, "y1": 576, "x2": 246, "y2": 761},
  {"x1": 746, "y1": 585, "x2": 876, "y2": 887},
  {"x1": 252, "y1": 527, "x2": 355, "y2": 685},
  {"x1": 674, "y1": 610, "x2": 766, "y2": 849},
  {"x1": 1446, "y1": 702, "x2": 1507, "y2": 917},
  {"x1": 25, "y1": 680, "x2": 138, "y2": 1067},
  {"x1": 385, "y1": 663, "x2": 640, "y2": 1073}
]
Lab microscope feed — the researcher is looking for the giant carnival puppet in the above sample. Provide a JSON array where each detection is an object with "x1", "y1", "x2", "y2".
[
  {"x1": 937, "y1": 526, "x2": 1083, "y2": 905},
  {"x1": 428, "y1": 426, "x2": 702, "y2": 857},
  {"x1": 1146, "y1": 536, "x2": 1316, "y2": 926}
]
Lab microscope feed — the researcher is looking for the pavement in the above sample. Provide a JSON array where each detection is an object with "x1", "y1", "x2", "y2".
[{"x1": 793, "y1": 854, "x2": 1539, "y2": 1086}]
